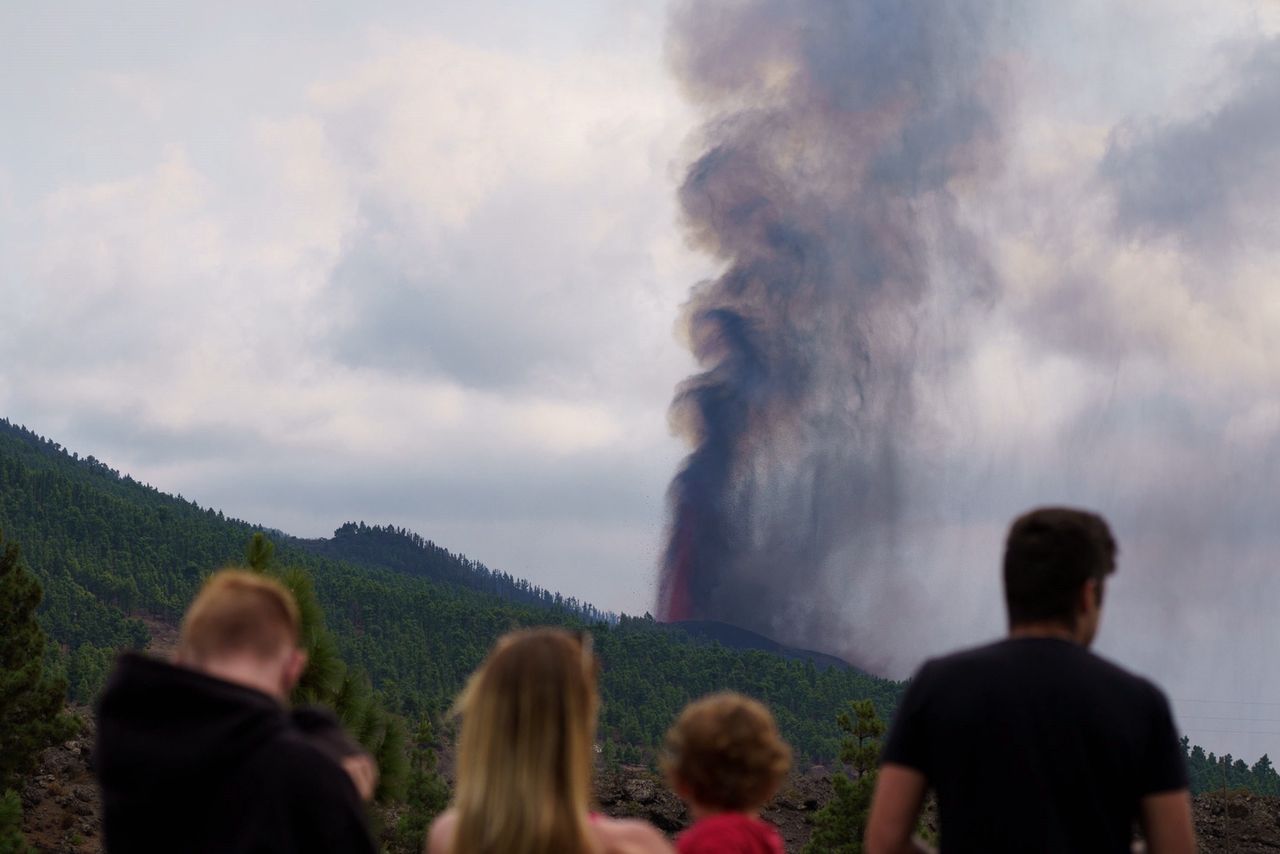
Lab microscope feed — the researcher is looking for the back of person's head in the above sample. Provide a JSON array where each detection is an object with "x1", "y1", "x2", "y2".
[
  {"x1": 1003, "y1": 507, "x2": 1117, "y2": 628},
  {"x1": 661, "y1": 692, "x2": 791, "y2": 813},
  {"x1": 178, "y1": 569, "x2": 301, "y2": 665},
  {"x1": 452, "y1": 628, "x2": 599, "y2": 854}
]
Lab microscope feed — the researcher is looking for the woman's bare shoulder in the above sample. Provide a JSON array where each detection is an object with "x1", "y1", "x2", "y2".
[
  {"x1": 425, "y1": 808, "x2": 458, "y2": 854},
  {"x1": 594, "y1": 816, "x2": 676, "y2": 854}
]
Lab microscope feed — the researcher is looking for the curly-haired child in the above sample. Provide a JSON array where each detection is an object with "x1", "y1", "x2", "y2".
[{"x1": 662, "y1": 692, "x2": 792, "y2": 854}]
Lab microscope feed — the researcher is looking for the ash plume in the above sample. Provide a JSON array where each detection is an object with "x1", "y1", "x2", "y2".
[{"x1": 657, "y1": 0, "x2": 1009, "y2": 654}]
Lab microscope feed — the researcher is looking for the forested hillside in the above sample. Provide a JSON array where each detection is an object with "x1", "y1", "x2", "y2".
[{"x1": 0, "y1": 418, "x2": 898, "y2": 764}]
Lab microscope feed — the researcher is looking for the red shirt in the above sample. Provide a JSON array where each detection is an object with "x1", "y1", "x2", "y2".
[{"x1": 676, "y1": 813, "x2": 785, "y2": 854}]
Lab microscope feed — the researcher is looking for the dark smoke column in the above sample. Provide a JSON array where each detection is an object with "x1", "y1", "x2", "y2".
[{"x1": 657, "y1": 0, "x2": 1006, "y2": 648}]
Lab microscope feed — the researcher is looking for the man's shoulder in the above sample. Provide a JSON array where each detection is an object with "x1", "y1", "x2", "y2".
[
  {"x1": 1081, "y1": 649, "x2": 1170, "y2": 707},
  {"x1": 254, "y1": 725, "x2": 361, "y2": 798},
  {"x1": 926, "y1": 638, "x2": 1140, "y2": 675},
  {"x1": 257, "y1": 724, "x2": 377, "y2": 853},
  {"x1": 911, "y1": 639, "x2": 1015, "y2": 682},
  {"x1": 919, "y1": 638, "x2": 1168, "y2": 706}
]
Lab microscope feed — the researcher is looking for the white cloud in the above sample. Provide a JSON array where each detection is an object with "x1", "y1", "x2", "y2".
[
  {"x1": 95, "y1": 71, "x2": 182, "y2": 122},
  {"x1": 307, "y1": 34, "x2": 666, "y2": 228},
  {"x1": 306, "y1": 33, "x2": 705, "y2": 397},
  {"x1": 1, "y1": 15, "x2": 700, "y2": 617}
]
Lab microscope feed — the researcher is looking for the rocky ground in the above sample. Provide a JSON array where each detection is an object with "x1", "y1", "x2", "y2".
[
  {"x1": 597, "y1": 764, "x2": 837, "y2": 850},
  {"x1": 16, "y1": 725, "x2": 843, "y2": 854},
  {"x1": 19, "y1": 720, "x2": 1280, "y2": 853},
  {"x1": 19, "y1": 715, "x2": 100, "y2": 854},
  {"x1": 1193, "y1": 791, "x2": 1280, "y2": 853}
]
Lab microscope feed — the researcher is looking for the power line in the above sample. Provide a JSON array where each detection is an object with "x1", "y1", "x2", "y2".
[{"x1": 1176, "y1": 697, "x2": 1280, "y2": 707}]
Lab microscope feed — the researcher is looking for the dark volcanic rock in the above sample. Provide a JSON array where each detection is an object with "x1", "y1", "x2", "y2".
[
  {"x1": 20, "y1": 711, "x2": 101, "y2": 854},
  {"x1": 17, "y1": 712, "x2": 1280, "y2": 853},
  {"x1": 1194, "y1": 791, "x2": 1280, "y2": 853},
  {"x1": 597, "y1": 767, "x2": 689, "y2": 833}
]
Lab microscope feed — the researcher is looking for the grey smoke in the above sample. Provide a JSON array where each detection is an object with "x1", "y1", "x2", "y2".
[{"x1": 657, "y1": 0, "x2": 1010, "y2": 659}]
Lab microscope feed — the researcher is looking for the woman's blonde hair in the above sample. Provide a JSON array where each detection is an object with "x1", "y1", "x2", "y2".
[{"x1": 451, "y1": 628, "x2": 601, "y2": 854}]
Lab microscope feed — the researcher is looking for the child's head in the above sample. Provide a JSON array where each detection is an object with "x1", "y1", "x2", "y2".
[{"x1": 662, "y1": 692, "x2": 792, "y2": 813}]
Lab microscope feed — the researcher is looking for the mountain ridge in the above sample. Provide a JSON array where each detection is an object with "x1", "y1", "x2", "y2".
[{"x1": 291, "y1": 520, "x2": 617, "y2": 624}]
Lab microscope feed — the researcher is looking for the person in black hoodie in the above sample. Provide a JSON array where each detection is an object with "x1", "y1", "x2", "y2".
[{"x1": 94, "y1": 569, "x2": 378, "y2": 854}]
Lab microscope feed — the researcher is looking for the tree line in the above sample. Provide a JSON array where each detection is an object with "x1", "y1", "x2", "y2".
[
  {"x1": 311, "y1": 522, "x2": 617, "y2": 624},
  {"x1": 1182, "y1": 737, "x2": 1280, "y2": 796}
]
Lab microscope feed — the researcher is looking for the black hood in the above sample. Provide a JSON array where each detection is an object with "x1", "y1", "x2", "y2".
[
  {"x1": 94, "y1": 653, "x2": 288, "y2": 798},
  {"x1": 94, "y1": 653, "x2": 378, "y2": 854}
]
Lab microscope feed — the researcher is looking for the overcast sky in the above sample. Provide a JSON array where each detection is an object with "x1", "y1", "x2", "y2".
[
  {"x1": 5, "y1": 1, "x2": 1280, "y2": 761},
  {"x1": 1, "y1": 0, "x2": 709, "y2": 614}
]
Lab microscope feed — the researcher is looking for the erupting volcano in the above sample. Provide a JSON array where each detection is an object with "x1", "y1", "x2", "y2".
[{"x1": 656, "y1": 0, "x2": 1008, "y2": 653}]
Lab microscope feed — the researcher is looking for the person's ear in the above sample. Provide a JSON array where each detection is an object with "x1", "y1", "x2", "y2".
[
  {"x1": 1078, "y1": 578, "x2": 1100, "y2": 614},
  {"x1": 283, "y1": 648, "x2": 308, "y2": 693}
]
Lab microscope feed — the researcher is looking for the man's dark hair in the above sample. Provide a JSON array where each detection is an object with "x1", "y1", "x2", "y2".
[{"x1": 1003, "y1": 507, "x2": 1117, "y2": 627}]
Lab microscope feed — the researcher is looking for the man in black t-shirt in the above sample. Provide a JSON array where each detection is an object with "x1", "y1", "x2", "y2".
[{"x1": 865, "y1": 507, "x2": 1195, "y2": 854}]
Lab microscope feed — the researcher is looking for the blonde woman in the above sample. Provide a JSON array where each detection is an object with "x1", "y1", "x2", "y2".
[{"x1": 426, "y1": 628, "x2": 673, "y2": 854}]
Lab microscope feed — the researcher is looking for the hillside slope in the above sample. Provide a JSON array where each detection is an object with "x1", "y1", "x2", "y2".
[{"x1": 0, "y1": 418, "x2": 900, "y2": 763}]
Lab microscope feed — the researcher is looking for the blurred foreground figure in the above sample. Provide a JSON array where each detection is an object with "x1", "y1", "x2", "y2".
[
  {"x1": 427, "y1": 628, "x2": 674, "y2": 854},
  {"x1": 866, "y1": 508, "x2": 1195, "y2": 854},
  {"x1": 94, "y1": 570, "x2": 377, "y2": 854},
  {"x1": 663, "y1": 692, "x2": 790, "y2": 854}
]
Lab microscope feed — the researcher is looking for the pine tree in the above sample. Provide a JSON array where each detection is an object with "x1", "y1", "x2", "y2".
[
  {"x1": 333, "y1": 667, "x2": 409, "y2": 801},
  {"x1": 244, "y1": 533, "x2": 346, "y2": 704},
  {"x1": 0, "y1": 790, "x2": 31, "y2": 854},
  {"x1": 1251, "y1": 755, "x2": 1279, "y2": 796},
  {"x1": 391, "y1": 717, "x2": 450, "y2": 853},
  {"x1": 804, "y1": 700, "x2": 886, "y2": 854},
  {"x1": 242, "y1": 533, "x2": 407, "y2": 800},
  {"x1": 0, "y1": 537, "x2": 74, "y2": 854},
  {"x1": 375, "y1": 713, "x2": 411, "y2": 802},
  {"x1": 0, "y1": 536, "x2": 75, "y2": 790},
  {"x1": 279, "y1": 566, "x2": 346, "y2": 705}
]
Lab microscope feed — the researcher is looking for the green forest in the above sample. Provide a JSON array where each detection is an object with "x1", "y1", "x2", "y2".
[
  {"x1": 1182, "y1": 737, "x2": 1280, "y2": 797},
  {"x1": 0, "y1": 418, "x2": 897, "y2": 766}
]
